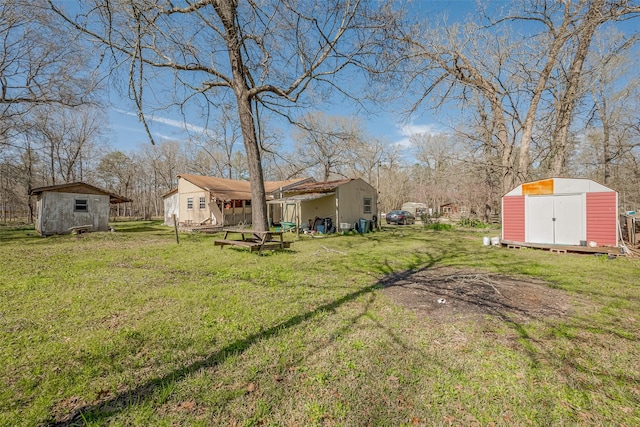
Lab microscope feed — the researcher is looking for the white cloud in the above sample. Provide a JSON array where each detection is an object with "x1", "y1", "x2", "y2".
[
  {"x1": 114, "y1": 109, "x2": 207, "y2": 134},
  {"x1": 398, "y1": 122, "x2": 438, "y2": 137},
  {"x1": 392, "y1": 121, "x2": 440, "y2": 147},
  {"x1": 149, "y1": 115, "x2": 207, "y2": 134}
]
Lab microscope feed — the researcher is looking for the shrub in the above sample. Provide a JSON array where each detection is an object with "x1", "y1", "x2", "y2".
[
  {"x1": 458, "y1": 217, "x2": 488, "y2": 228},
  {"x1": 424, "y1": 222, "x2": 453, "y2": 231}
]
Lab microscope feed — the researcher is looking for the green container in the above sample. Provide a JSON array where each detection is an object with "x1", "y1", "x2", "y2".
[{"x1": 359, "y1": 219, "x2": 370, "y2": 234}]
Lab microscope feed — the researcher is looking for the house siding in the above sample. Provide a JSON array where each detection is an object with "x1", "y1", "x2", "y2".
[
  {"x1": 300, "y1": 194, "x2": 336, "y2": 228},
  {"x1": 178, "y1": 179, "x2": 210, "y2": 225},
  {"x1": 502, "y1": 196, "x2": 525, "y2": 242},
  {"x1": 336, "y1": 179, "x2": 378, "y2": 228},
  {"x1": 586, "y1": 192, "x2": 618, "y2": 246},
  {"x1": 37, "y1": 192, "x2": 110, "y2": 235},
  {"x1": 163, "y1": 193, "x2": 179, "y2": 226}
]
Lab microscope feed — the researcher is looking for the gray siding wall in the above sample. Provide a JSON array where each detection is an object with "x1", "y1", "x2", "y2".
[
  {"x1": 37, "y1": 192, "x2": 110, "y2": 235},
  {"x1": 336, "y1": 179, "x2": 378, "y2": 227}
]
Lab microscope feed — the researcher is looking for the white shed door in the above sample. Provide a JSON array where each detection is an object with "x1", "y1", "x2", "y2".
[
  {"x1": 526, "y1": 195, "x2": 584, "y2": 245},
  {"x1": 553, "y1": 194, "x2": 583, "y2": 245},
  {"x1": 527, "y1": 196, "x2": 554, "y2": 244}
]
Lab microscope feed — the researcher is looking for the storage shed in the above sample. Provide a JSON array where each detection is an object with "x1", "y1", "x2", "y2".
[
  {"x1": 267, "y1": 178, "x2": 378, "y2": 233},
  {"x1": 30, "y1": 182, "x2": 131, "y2": 236},
  {"x1": 502, "y1": 178, "x2": 618, "y2": 247}
]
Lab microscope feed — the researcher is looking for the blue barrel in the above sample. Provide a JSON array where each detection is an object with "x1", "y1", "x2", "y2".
[{"x1": 359, "y1": 219, "x2": 370, "y2": 234}]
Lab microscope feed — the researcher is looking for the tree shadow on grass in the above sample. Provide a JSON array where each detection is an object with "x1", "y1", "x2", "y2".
[
  {"x1": 47, "y1": 248, "x2": 458, "y2": 426},
  {"x1": 47, "y1": 279, "x2": 417, "y2": 425},
  {"x1": 380, "y1": 265, "x2": 640, "y2": 423}
]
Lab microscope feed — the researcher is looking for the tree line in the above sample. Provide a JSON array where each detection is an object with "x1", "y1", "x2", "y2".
[{"x1": 1, "y1": 0, "x2": 639, "y2": 225}]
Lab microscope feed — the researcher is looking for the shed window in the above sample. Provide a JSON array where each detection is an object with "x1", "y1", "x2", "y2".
[
  {"x1": 187, "y1": 197, "x2": 193, "y2": 209},
  {"x1": 199, "y1": 197, "x2": 206, "y2": 209},
  {"x1": 363, "y1": 198, "x2": 372, "y2": 214},
  {"x1": 74, "y1": 199, "x2": 88, "y2": 212}
]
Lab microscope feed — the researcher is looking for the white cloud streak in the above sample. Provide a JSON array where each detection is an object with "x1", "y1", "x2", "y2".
[{"x1": 114, "y1": 109, "x2": 207, "y2": 134}]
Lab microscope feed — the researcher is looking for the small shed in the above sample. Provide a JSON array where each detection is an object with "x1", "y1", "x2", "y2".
[
  {"x1": 30, "y1": 182, "x2": 131, "y2": 236},
  {"x1": 502, "y1": 178, "x2": 618, "y2": 247},
  {"x1": 268, "y1": 178, "x2": 378, "y2": 232}
]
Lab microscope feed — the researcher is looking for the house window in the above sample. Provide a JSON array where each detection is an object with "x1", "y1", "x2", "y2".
[
  {"x1": 187, "y1": 197, "x2": 193, "y2": 209},
  {"x1": 363, "y1": 198, "x2": 372, "y2": 214},
  {"x1": 74, "y1": 199, "x2": 88, "y2": 212},
  {"x1": 199, "y1": 197, "x2": 206, "y2": 209}
]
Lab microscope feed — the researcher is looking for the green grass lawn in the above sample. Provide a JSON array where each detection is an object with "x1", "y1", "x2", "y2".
[{"x1": 1, "y1": 221, "x2": 638, "y2": 426}]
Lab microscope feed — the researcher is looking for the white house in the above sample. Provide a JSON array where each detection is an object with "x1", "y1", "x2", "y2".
[{"x1": 163, "y1": 174, "x2": 311, "y2": 227}]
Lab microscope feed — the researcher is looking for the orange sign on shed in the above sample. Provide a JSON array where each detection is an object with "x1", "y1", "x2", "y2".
[{"x1": 522, "y1": 178, "x2": 554, "y2": 195}]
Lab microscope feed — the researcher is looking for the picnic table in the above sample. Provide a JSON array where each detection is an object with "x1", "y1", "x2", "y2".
[{"x1": 214, "y1": 228, "x2": 291, "y2": 255}]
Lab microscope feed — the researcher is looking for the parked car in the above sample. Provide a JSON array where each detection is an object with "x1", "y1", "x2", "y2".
[{"x1": 386, "y1": 210, "x2": 416, "y2": 225}]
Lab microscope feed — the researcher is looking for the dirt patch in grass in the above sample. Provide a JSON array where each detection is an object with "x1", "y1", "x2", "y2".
[{"x1": 381, "y1": 267, "x2": 572, "y2": 323}]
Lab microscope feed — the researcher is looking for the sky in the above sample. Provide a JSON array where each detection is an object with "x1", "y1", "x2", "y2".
[
  {"x1": 106, "y1": 103, "x2": 440, "y2": 153},
  {"x1": 101, "y1": 0, "x2": 639, "y2": 155},
  {"x1": 102, "y1": 0, "x2": 478, "y2": 154}
]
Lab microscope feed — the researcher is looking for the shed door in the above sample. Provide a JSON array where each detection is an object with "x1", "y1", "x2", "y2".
[
  {"x1": 527, "y1": 196, "x2": 554, "y2": 244},
  {"x1": 553, "y1": 195, "x2": 583, "y2": 245},
  {"x1": 526, "y1": 195, "x2": 584, "y2": 245}
]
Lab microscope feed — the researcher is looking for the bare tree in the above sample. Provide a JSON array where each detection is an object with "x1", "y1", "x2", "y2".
[
  {"x1": 583, "y1": 31, "x2": 639, "y2": 185},
  {"x1": 1, "y1": 1, "x2": 97, "y2": 129},
  {"x1": 292, "y1": 112, "x2": 360, "y2": 181},
  {"x1": 395, "y1": 18, "x2": 521, "y2": 193},
  {"x1": 48, "y1": 0, "x2": 399, "y2": 231},
  {"x1": 26, "y1": 106, "x2": 103, "y2": 184},
  {"x1": 344, "y1": 135, "x2": 388, "y2": 186},
  {"x1": 140, "y1": 140, "x2": 186, "y2": 191},
  {"x1": 394, "y1": 0, "x2": 640, "y2": 192},
  {"x1": 187, "y1": 104, "x2": 243, "y2": 179}
]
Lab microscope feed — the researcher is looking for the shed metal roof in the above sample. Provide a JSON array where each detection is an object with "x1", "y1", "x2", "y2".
[
  {"x1": 29, "y1": 182, "x2": 131, "y2": 203},
  {"x1": 284, "y1": 178, "x2": 356, "y2": 193}
]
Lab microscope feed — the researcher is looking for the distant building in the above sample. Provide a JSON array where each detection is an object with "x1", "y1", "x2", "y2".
[
  {"x1": 401, "y1": 202, "x2": 428, "y2": 217},
  {"x1": 29, "y1": 182, "x2": 130, "y2": 236},
  {"x1": 440, "y1": 203, "x2": 458, "y2": 217}
]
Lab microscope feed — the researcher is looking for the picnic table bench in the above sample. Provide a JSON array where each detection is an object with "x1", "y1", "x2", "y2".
[{"x1": 214, "y1": 228, "x2": 291, "y2": 255}]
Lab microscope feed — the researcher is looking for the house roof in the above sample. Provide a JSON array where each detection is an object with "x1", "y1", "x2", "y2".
[
  {"x1": 162, "y1": 187, "x2": 178, "y2": 198},
  {"x1": 29, "y1": 182, "x2": 131, "y2": 203},
  {"x1": 285, "y1": 178, "x2": 356, "y2": 193},
  {"x1": 177, "y1": 174, "x2": 311, "y2": 200}
]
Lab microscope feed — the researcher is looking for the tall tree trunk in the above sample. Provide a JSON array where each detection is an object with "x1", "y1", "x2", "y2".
[
  {"x1": 550, "y1": 0, "x2": 604, "y2": 175},
  {"x1": 517, "y1": 29, "x2": 569, "y2": 183},
  {"x1": 491, "y1": 98, "x2": 514, "y2": 194},
  {"x1": 215, "y1": 0, "x2": 269, "y2": 231},
  {"x1": 237, "y1": 94, "x2": 268, "y2": 231},
  {"x1": 593, "y1": 86, "x2": 612, "y2": 185}
]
